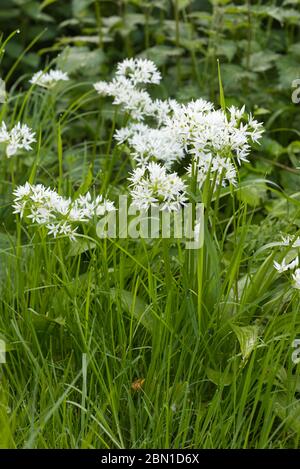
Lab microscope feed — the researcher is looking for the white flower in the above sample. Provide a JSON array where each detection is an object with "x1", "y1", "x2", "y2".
[
  {"x1": 279, "y1": 235, "x2": 300, "y2": 248},
  {"x1": 280, "y1": 235, "x2": 293, "y2": 246},
  {"x1": 94, "y1": 76, "x2": 153, "y2": 121},
  {"x1": 116, "y1": 58, "x2": 161, "y2": 85},
  {"x1": 94, "y1": 57, "x2": 264, "y2": 189},
  {"x1": 46, "y1": 223, "x2": 60, "y2": 238},
  {"x1": 30, "y1": 69, "x2": 69, "y2": 89},
  {"x1": 187, "y1": 152, "x2": 237, "y2": 188},
  {"x1": 12, "y1": 183, "x2": 114, "y2": 241},
  {"x1": 129, "y1": 162, "x2": 187, "y2": 212},
  {"x1": 115, "y1": 123, "x2": 184, "y2": 167},
  {"x1": 93, "y1": 59, "x2": 161, "y2": 121},
  {"x1": 0, "y1": 122, "x2": 36, "y2": 157},
  {"x1": 165, "y1": 102, "x2": 263, "y2": 166},
  {"x1": 274, "y1": 257, "x2": 299, "y2": 273},
  {"x1": 292, "y1": 269, "x2": 300, "y2": 289},
  {"x1": 293, "y1": 238, "x2": 300, "y2": 248}
]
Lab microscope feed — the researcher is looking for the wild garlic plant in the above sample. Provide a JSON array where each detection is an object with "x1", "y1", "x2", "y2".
[
  {"x1": 12, "y1": 58, "x2": 264, "y2": 244},
  {"x1": 273, "y1": 235, "x2": 300, "y2": 289},
  {"x1": 94, "y1": 58, "x2": 264, "y2": 199},
  {"x1": 30, "y1": 69, "x2": 69, "y2": 89},
  {"x1": 0, "y1": 121, "x2": 35, "y2": 158},
  {"x1": 0, "y1": 75, "x2": 35, "y2": 160},
  {"x1": 12, "y1": 183, "x2": 115, "y2": 241},
  {"x1": 129, "y1": 162, "x2": 187, "y2": 212}
]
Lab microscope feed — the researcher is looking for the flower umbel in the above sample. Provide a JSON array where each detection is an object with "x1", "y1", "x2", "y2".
[
  {"x1": 129, "y1": 162, "x2": 187, "y2": 212},
  {"x1": 94, "y1": 58, "x2": 264, "y2": 186},
  {"x1": 0, "y1": 122, "x2": 36, "y2": 157},
  {"x1": 13, "y1": 183, "x2": 115, "y2": 241},
  {"x1": 30, "y1": 69, "x2": 69, "y2": 89}
]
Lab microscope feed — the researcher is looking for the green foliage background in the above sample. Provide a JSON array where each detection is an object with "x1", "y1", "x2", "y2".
[{"x1": 1, "y1": 0, "x2": 300, "y2": 449}]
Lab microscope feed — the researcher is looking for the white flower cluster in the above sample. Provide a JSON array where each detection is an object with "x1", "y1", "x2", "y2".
[
  {"x1": 94, "y1": 59, "x2": 263, "y2": 186},
  {"x1": 115, "y1": 58, "x2": 161, "y2": 85},
  {"x1": 129, "y1": 162, "x2": 187, "y2": 212},
  {"x1": 273, "y1": 236, "x2": 300, "y2": 289},
  {"x1": 186, "y1": 151, "x2": 237, "y2": 187},
  {"x1": 115, "y1": 123, "x2": 184, "y2": 168},
  {"x1": 13, "y1": 183, "x2": 115, "y2": 241},
  {"x1": 30, "y1": 69, "x2": 69, "y2": 89},
  {"x1": 0, "y1": 122, "x2": 36, "y2": 157},
  {"x1": 280, "y1": 235, "x2": 300, "y2": 248},
  {"x1": 172, "y1": 103, "x2": 263, "y2": 187},
  {"x1": 94, "y1": 58, "x2": 162, "y2": 121},
  {"x1": 94, "y1": 58, "x2": 264, "y2": 189}
]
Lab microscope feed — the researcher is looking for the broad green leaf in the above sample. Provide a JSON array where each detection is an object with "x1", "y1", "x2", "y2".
[
  {"x1": 110, "y1": 288, "x2": 152, "y2": 332},
  {"x1": 231, "y1": 324, "x2": 259, "y2": 360},
  {"x1": 276, "y1": 56, "x2": 300, "y2": 88},
  {"x1": 237, "y1": 179, "x2": 268, "y2": 207},
  {"x1": 27, "y1": 309, "x2": 66, "y2": 334},
  {"x1": 272, "y1": 393, "x2": 300, "y2": 435},
  {"x1": 74, "y1": 164, "x2": 93, "y2": 197},
  {"x1": 242, "y1": 51, "x2": 278, "y2": 73},
  {"x1": 56, "y1": 46, "x2": 105, "y2": 74},
  {"x1": 173, "y1": 0, "x2": 193, "y2": 11},
  {"x1": 72, "y1": 0, "x2": 95, "y2": 16},
  {"x1": 216, "y1": 40, "x2": 237, "y2": 62},
  {"x1": 67, "y1": 239, "x2": 96, "y2": 257},
  {"x1": 207, "y1": 367, "x2": 233, "y2": 386}
]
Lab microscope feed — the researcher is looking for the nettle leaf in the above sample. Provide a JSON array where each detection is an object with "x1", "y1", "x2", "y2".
[
  {"x1": 282, "y1": 8, "x2": 300, "y2": 24},
  {"x1": 231, "y1": 324, "x2": 259, "y2": 360},
  {"x1": 72, "y1": 0, "x2": 95, "y2": 16},
  {"x1": 110, "y1": 288, "x2": 153, "y2": 332},
  {"x1": 259, "y1": 137, "x2": 284, "y2": 158},
  {"x1": 272, "y1": 393, "x2": 300, "y2": 435},
  {"x1": 289, "y1": 42, "x2": 300, "y2": 57},
  {"x1": 173, "y1": 0, "x2": 193, "y2": 11},
  {"x1": 283, "y1": 0, "x2": 300, "y2": 6},
  {"x1": 140, "y1": 45, "x2": 184, "y2": 66},
  {"x1": 120, "y1": 13, "x2": 148, "y2": 36},
  {"x1": 56, "y1": 46, "x2": 105, "y2": 74},
  {"x1": 67, "y1": 239, "x2": 96, "y2": 257},
  {"x1": 276, "y1": 56, "x2": 300, "y2": 88},
  {"x1": 252, "y1": 6, "x2": 286, "y2": 23},
  {"x1": 237, "y1": 178, "x2": 268, "y2": 207},
  {"x1": 206, "y1": 367, "x2": 233, "y2": 387},
  {"x1": 252, "y1": 5, "x2": 300, "y2": 25},
  {"x1": 280, "y1": 171, "x2": 300, "y2": 194},
  {"x1": 221, "y1": 64, "x2": 258, "y2": 90},
  {"x1": 211, "y1": 0, "x2": 232, "y2": 6},
  {"x1": 216, "y1": 40, "x2": 237, "y2": 62},
  {"x1": 27, "y1": 309, "x2": 66, "y2": 334},
  {"x1": 242, "y1": 51, "x2": 279, "y2": 73}
]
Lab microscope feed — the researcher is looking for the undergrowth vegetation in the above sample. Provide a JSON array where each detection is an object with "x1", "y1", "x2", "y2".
[{"x1": 0, "y1": 0, "x2": 300, "y2": 449}]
